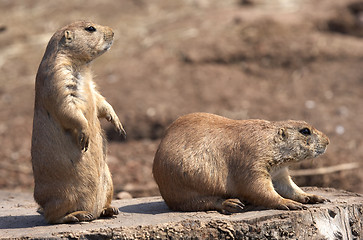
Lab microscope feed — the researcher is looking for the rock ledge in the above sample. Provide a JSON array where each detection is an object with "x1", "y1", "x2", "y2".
[{"x1": 1, "y1": 188, "x2": 362, "y2": 239}]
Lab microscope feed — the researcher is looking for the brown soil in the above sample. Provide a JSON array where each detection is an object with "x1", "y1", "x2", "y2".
[{"x1": 0, "y1": 0, "x2": 362, "y2": 197}]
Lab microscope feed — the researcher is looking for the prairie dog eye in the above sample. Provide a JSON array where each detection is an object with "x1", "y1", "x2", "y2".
[
  {"x1": 85, "y1": 26, "x2": 96, "y2": 32},
  {"x1": 299, "y1": 128, "x2": 311, "y2": 136}
]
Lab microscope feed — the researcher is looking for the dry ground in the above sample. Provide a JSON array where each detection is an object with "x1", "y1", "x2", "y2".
[{"x1": 0, "y1": 0, "x2": 362, "y2": 197}]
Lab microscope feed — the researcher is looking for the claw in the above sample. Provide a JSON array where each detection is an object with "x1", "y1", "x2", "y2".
[
  {"x1": 221, "y1": 198, "x2": 245, "y2": 214},
  {"x1": 278, "y1": 204, "x2": 290, "y2": 210},
  {"x1": 114, "y1": 120, "x2": 126, "y2": 139},
  {"x1": 106, "y1": 113, "x2": 126, "y2": 139},
  {"x1": 101, "y1": 206, "x2": 119, "y2": 217},
  {"x1": 305, "y1": 194, "x2": 327, "y2": 204},
  {"x1": 278, "y1": 199, "x2": 305, "y2": 210},
  {"x1": 118, "y1": 127, "x2": 126, "y2": 139},
  {"x1": 61, "y1": 211, "x2": 95, "y2": 223},
  {"x1": 79, "y1": 132, "x2": 89, "y2": 152}
]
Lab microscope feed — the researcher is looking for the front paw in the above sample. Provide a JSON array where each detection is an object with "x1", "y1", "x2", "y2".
[
  {"x1": 305, "y1": 194, "x2": 329, "y2": 204},
  {"x1": 78, "y1": 130, "x2": 90, "y2": 152},
  {"x1": 106, "y1": 114, "x2": 126, "y2": 138},
  {"x1": 276, "y1": 199, "x2": 307, "y2": 210}
]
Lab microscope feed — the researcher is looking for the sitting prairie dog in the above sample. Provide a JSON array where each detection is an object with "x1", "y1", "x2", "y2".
[
  {"x1": 153, "y1": 112, "x2": 330, "y2": 213},
  {"x1": 31, "y1": 21, "x2": 125, "y2": 224}
]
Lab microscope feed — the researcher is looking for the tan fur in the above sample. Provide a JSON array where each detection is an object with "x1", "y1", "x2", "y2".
[
  {"x1": 31, "y1": 21, "x2": 125, "y2": 224},
  {"x1": 153, "y1": 112, "x2": 330, "y2": 213}
]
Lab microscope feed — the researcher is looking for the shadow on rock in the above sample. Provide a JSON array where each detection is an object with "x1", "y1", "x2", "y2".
[
  {"x1": 119, "y1": 200, "x2": 170, "y2": 214},
  {"x1": 0, "y1": 214, "x2": 48, "y2": 229}
]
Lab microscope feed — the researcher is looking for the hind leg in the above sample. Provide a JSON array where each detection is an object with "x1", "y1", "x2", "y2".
[
  {"x1": 100, "y1": 165, "x2": 119, "y2": 218},
  {"x1": 43, "y1": 201, "x2": 95, "y2": 224},
  {"x1": 56, "y1": 211, "x2": 95, "y2": 224},
  {"x1": 169, "y1": 196, "x2": 244, "y2": 214},
  {"x1": 101, "y1": 180, "x2": 119, "y2": 218}
]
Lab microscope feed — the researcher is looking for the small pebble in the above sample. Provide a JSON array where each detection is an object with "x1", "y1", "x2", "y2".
[
  {"x1": 117, "y1": 191, "x2": 133, "y2": 200},
  {"x1": 305, "y1": 100, "x2": 316, "y2": 109},
  {"x1": 335, "y1": 125, "x2": 345, "y2": 135}
]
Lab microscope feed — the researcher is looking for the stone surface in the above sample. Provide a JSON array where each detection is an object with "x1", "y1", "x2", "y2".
[{"x1": 0, "y1": 187, "x2": 362, "y2": 239}]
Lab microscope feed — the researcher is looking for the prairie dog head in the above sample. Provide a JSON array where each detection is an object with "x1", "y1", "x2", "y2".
[
  {"x1": 58, "y1": 21, "x2": 114, "y2": 62},
  {"x1": 273, "y1": 120, "x2": 330, "y2": 164}
]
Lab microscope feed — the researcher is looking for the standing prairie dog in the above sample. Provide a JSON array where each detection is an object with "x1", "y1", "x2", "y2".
[
  {"x1": 31, "y1": 21, "x2": 125, "y2": 224},
  {"x1": 153, "y1": 112, "x2": 330, "y2": 213}
]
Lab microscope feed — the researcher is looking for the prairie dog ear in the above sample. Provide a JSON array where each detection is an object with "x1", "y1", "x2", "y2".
[
  {"x1": 274, "y1": 128, "x2": 288, "y2": 142},
  {"x1": 64, "y1": 30, "x2": 74, "y2": 43}
]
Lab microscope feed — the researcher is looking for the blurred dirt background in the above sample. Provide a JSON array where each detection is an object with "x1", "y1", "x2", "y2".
[{"x1": 0, "y1": 0, "x2": 362, "y2": 198}]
